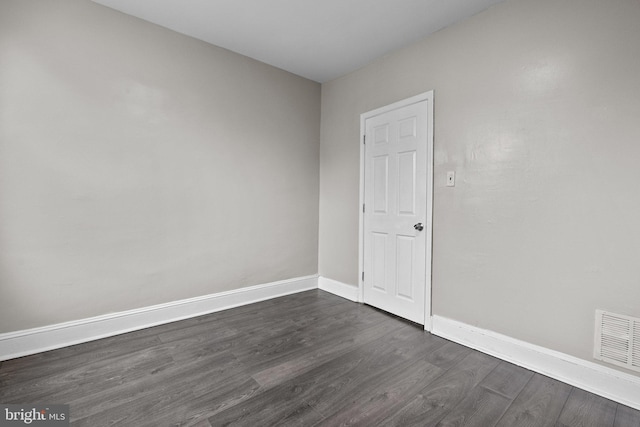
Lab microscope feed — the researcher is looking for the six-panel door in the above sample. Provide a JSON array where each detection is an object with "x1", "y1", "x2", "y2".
[{"x1": 363, "y1": 100, "x2": 428, "y2": 324}]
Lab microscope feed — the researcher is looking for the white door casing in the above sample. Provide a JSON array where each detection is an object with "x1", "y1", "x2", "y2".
[{"x1": 359, "y1": 92, "x2": 433, "y2": 328}]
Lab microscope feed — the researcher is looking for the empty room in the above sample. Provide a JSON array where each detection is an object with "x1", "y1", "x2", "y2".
[{"x1": 1, "y1": 0, "x2": 640, "y2": 425}]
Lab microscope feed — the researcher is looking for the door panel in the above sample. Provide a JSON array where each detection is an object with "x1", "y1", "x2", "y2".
[
  {"x1": 372, "y1": 232, "x2": 388, "y2": 292},
  {"x1": 395, "y1": 235, "x2": 415, "y2": 300},
  {"x1": 398, "y1": 150, "x2": 416, "y2": 215},
  {"x1": 373, "y1": 155, "x2": 389, "y2": 213},
  {"x1": 363, "y1": 100, "x2": 428, "y2": 324}
]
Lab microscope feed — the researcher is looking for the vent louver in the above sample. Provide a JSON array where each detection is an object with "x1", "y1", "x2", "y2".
[{"x1": 594, "y1": 310, "x2": 640, "y2": 373}]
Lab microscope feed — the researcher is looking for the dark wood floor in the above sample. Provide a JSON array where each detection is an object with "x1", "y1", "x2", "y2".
[{"x1": 1, "y1": 290, "x2": 639, "y2": 426}]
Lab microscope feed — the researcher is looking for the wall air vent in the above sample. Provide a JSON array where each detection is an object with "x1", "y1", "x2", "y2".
[{"x1": 594, "y1": 309, "x2": 640, "y2": 373}]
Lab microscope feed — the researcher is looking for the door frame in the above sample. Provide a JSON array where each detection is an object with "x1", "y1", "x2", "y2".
[{"x1": 358, "y1": 91, "x2": 434, "y2": 331}]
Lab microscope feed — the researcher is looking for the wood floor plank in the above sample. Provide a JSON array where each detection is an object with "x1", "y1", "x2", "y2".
[
  {"x1": 250, "y1": 312, "x2": 404, "y2": 387},
  {"x1": 495, "y1": 374, "x2": 571, "y2": 427},
  {"x1": 286, "y1": 298, "x2": 376, "y2": 328},
  {"x1": 188, "y1": 419, "x2": 213, "y2": 427},
  {"x1": 229, "y1": 306, "x2": 409, "y2": 377},
  {"x1": 0, "y1": 333, "x2": 165, "y2": 379},
  {"x1": 424, "y1": 340, "x2": 473, "y2": 370},
  {"x1": 386, "y1": 322, "x2": 449, "y2": 359},
  {"x1": 216, "y1": 291, "x2": 351, "y2": 331},
  {"x1": 288, "y1": 302, "x2": 393, "y2": 335},
  {"x1": 155, "y1": 319, "x2": 240, "y2": 346},
  {"x1": 556, "y1": 387, "x2": 617, "y2": 427},
  {"x1": 171, "y1": 376, "x2": 263, "y2": 426},
  {"x1": 0, "y1": 290, "x2": 337, "y2": 376},
  {"x1": 435, "y1": 386, "x2": 512, "y2": 427},
  {"x1": 0, "y1": 290, "x2": 632, "y2": 426},
  {"x1": 312, "y1": 358, "x2": 443, "y2": 426},
  {"x1": 229, "y1": 322, "x2": 314, "y2": 366},
  {"x1": 209, "y1": 326, "x2": 414, "y2": 425},
  {"x1": 480, "y1": 360, "x2": 534, "y2": 399},
  {"x1": 378, "y1": 351, "x2": 501, "y2": 426},
  {"x1": 74, "y1": 369, "x2": 261, "y2": 426},
  {"x1": 1, "y1": 345, "x2": 175, "y2": 403},
  {"x1": 68, "y1": 349, "x2": 242, "y2": 421},
  {"x1": 614, "y1": 404, "x2": 640, "y2": 427},
  {"x1": 208, "y1": 394, "x2": 324, "y2": 427},
  {"x1": 306, "y1": 348, "x2": 434, "y2": 417}
]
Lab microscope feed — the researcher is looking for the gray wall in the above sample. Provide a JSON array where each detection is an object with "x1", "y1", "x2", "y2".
[
  {"x1": 319, "y1": 0, "x2": 640, "y2": 373},
  {"x1": 0, "y1": 0, "x2": 320, "y2": 332}
]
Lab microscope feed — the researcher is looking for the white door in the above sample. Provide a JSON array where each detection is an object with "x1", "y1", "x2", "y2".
[{"x1": 362, "y1": 98, "x2": 430, "y2": 325}]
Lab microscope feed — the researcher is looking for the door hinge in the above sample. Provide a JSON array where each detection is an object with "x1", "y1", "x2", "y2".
[
  {"x1": 362, "y1": 271, "x2": 365, "y2": 281},
  {"x1": 362, "y1": 203, "x2": 365, "y2": 213},
  {"x1": 363, "y1": 135, "x2": 366, "y2": 144}
]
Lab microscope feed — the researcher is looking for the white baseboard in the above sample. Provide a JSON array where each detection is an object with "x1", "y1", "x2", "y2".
[
  {"x1": 0, "y1": 275, "x2": 318, "y2": 362},
  {"x1": 318, "y1": 276, "x2": 359, "y2": 302},
  {"x1": 432, "y1": 315, "x2": 640, "y2": 411}
]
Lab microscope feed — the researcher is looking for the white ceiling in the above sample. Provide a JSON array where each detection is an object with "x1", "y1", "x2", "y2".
[{"x1": 92, "y1": 0, "x2": 505, "y2": 83}]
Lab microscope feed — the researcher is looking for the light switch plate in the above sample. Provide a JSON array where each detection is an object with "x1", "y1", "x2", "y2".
[{"x1": 447, "y1": 171, "x2": 455, "y2": 187}]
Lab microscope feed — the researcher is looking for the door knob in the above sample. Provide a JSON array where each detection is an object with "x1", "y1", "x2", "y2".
[{"x1": 414, "y1": 223, "x2": 424, "y2": 231}]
